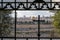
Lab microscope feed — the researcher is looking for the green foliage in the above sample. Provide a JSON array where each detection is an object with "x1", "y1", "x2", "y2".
[
  {"x1": 53, "y1": 11, "x2": 60, "y2": 33},
  {"x1": 0, "y1": 10, "x2": 12, "y2": 37}
]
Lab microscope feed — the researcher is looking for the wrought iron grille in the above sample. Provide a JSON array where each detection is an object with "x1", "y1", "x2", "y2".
[
  {"x1": 0, "y1": 0, "x2": 60, "y2": 10},
  {"x1": 0, "y1": 0, "x2": 60, "y2": 40}
]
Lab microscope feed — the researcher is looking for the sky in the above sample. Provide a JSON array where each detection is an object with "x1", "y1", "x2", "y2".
[{"x1": 11, "y1": 10, "x2": 55, "y2": 18}]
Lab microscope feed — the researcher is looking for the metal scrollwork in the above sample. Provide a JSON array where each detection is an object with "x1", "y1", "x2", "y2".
[{"x1": 0, "y1": 1, "x2": 60, "y2": 10}]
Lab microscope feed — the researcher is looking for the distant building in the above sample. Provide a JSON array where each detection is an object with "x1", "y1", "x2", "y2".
[{"x1": 15, "y1": 16, "x2": 53, "y2": 24}]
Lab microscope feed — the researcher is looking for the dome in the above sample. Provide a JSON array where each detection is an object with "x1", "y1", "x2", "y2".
[{"x1": 31, "y1": 16, "x2": 36, "y2": 20}]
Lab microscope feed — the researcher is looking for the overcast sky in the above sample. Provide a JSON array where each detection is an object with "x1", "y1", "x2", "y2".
[{"x1": 11, "y1": 10, "x2": 55, "y2": 18}]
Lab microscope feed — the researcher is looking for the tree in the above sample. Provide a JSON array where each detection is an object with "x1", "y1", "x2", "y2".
[
  {"x1": 53, "y1": 11, "x2": 60, "y2": 33},
  {"x1": 0, "y1": 10, "x2": 12, "y2": 37}
]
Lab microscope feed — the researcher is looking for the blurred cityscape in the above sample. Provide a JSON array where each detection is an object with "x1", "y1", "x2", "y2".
[
  {"x1": 10, "y1": 15, "x2": 60, "y2": 37},
  {"x1": 0, "y1": 0, "x2": 60, "y2": 40}
]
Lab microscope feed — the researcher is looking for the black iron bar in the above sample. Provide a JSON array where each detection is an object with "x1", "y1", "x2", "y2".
[
  {"x1": 15, "y1": 9, "x2": 17, "y2": 40},
  {"x1": 26, "y1": 38, "x2": 28, "y2": 40},
  {"x1": 38, "y1": 3, "x2": 40, "y2": 9},
  {"x1": 50, "y1": 38, "x2": 52, "y2": 40},
  {"x1": 50, "y1": 0, "x2": 52, "y2": 8},
  {"x1": 1, "y1": 38, "x2": 3, "y2": 40},
  {"x1": 38, "y1": 15, "x2": 40, "y2": 40},
  {"x1": 1, "y1": 0, "x2": 3, "y2": 40},
  {"x1": 15, "y1": 0, "x2": 17, "y2": 40},
  {"x1": 26, "y1": 0, "x2": 28, "y2": 8},
  {"x1": 1, "y1": 0, "x2": 3, "y2": 8}
]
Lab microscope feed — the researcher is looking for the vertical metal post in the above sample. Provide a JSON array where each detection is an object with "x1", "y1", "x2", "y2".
[
  {"x1": 15, "y1": 9, "x2": 17, "y2": 40},
  {"x1": 50, "y1": 38, "x2": 52, "y2": 40},
  {"x1": 50, "y1": 0, "x2": 52, "y2": 8},
  {"x1": 26, "y1": 0, "x2": 28, "y2": 8},
  {"x1": 26, "y1": 38, "x2": 28, "y2": 40},
  {"x1": 1, "y1": 38, "x2": 3, "y2": 40},
  {"x1": 1, "y1": 0, "x2": 3, "y2": 40},
  {"x1": 38, "y1": 2, "x2": 40, "y2": 9},
  {"x1": 38, "y1": 15, "x2": 40, "y2": 40},
  {"x1": 15, "y1": 0, "x2": 16, "y2": 40},
  {"x1": 1, "y1": 0, "x2": 3, "y2": 8}
]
